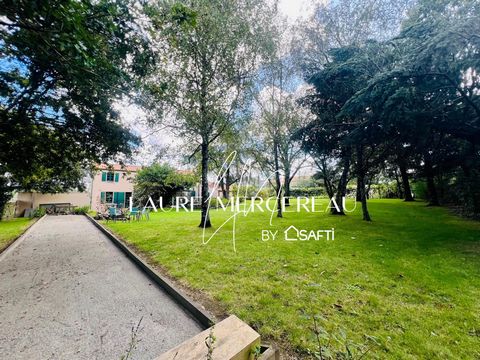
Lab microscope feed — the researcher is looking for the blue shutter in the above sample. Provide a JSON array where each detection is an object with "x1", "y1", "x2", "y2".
[
  {"x1": 114, "y1": 173, "x2": 119, "y2": 182},
  {"x1": 113, "y1": 192, "x2": 119, "y2": 205},
  {"x1": 101, "y1": 172, "x2": 107, "y2": 182},
  {"x1": 117, "y1": 192, "x2": 125, "y2": 207},
  {"x1": 100, "y1": 192, "x2": 105, "y2": 203}
]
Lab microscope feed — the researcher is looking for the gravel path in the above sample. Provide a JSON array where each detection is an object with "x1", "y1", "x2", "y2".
[{"x1": 0, "y1": 215, "x2": 202, "y2": 360}]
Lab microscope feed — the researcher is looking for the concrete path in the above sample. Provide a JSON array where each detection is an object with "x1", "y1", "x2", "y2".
[{"x1": 0, "y1": 215, "x2": 202, "y2": 360}]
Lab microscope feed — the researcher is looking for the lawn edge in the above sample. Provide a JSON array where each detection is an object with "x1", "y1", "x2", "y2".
[
  {"x1": 85, "y1": 214, "x2": 214, "y2": 329},
  {"x1": 0, "y1": 215, "x2": 44, "y2": 257}
]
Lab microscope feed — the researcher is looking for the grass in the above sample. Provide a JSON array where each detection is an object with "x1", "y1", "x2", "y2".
[
  {"x1": 104, "y1": 199, "x2": 480, "y2": 359},
  {"x1": 0, "y1": 217, "x2": 34, "y2": 253}
]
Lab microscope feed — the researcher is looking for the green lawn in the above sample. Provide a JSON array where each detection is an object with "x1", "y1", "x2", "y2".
[
  {"x1": 0, "y1": 218, "x2": 33, "y2": 253},
  {"x1": 104, "y1": 199, "x2": 480, "y2": 359}
]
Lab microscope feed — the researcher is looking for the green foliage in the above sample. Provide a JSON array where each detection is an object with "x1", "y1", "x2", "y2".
[
  {"x1": 229, "y1": 184, "x2": 259, "y2": 198},
  {"x1": 73, "y1": 206, "x2": 90, "y2": 215},
  {"x1": 300, "y1": 0, "x2": 480, "y2": 216},
  {"x1": 134, "y1": 164, "x2": 197, "y2": 206},
  {"x1": 144, "y1": 0, "x2": 276, "y2": 227},
  {"x1": 255, "y1": 188, "x2": 275, "y2": 199},
  {"x1": 368, "y1": 183, "x2": 400, "y2": 199},
  {"x1": 33, "y1": 208, "x2": 46, "y2": 218},
  {"x1": 412, "y1": 181, "x2": 428, "y2": 200},
  {"x1": 0, "y1": 0, "x2": 149, "y2": 205},
  {"x1": 289, "y1": 187, "x2": 326, "y2": 198}
]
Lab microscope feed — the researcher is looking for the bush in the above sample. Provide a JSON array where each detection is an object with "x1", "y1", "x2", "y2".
[
  {"x1": 289, "y1": 187, "x2": 326, "y2": 197},
  {"x1": 369, "y1": 182, "x2": 399, "y2": 199},
  {"x1": 412, "y1": 181, "x2": 428, "y2": 200},
  {"x1": 73, "y1": 206, "x2": 90, "y2": 215},
  {"x1": 134, "y1": 163, "x2": 197, "y2": 206},
  {"x1": 33, "y1": 207, "x2": 46, "y2": 218},
  {"x1": 230, "y1": 184, "x2": 259, "y2": 198},
  {"x1": 256, "y1": 188, "x2": 275, "y2": 199}
]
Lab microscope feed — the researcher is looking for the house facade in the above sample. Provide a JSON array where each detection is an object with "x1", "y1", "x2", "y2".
[
  {"x1": 6, "y1": 163, "x2": 205, "y2": 218},
  {"x1": 8, "y1": 191, "x2": 90, "y2": 218},
  {"x1": 90, "y1": 164, "x2": 142, "y2": 211}
]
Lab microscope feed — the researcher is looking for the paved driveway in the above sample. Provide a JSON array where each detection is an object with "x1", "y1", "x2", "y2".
[{"x1": 0, "y1": 215, "x2": 202, "y2": 359}]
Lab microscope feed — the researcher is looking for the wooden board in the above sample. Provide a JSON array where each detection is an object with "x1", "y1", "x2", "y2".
[{"x1": 155, "y1": 315, "x2": 260, "y2": 360}]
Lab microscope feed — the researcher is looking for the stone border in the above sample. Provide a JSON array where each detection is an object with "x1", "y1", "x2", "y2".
[
  {"x1": 84, "y1": 214, "x2": 214, "y2": 329},
  {"x1": 0, "y1": 215, "x2": 45, "y2": 260}
]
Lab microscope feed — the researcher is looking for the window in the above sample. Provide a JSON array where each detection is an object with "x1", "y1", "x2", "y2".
[
  {"x1": 125, "y1": 192, "x2": 132, "y2": 207},
  {"x1": 101, "y1": 171, "x2": 119, "y2": 182},
  {"x1": 105, "y1": 192, "x2": 113, "y2": 203}
]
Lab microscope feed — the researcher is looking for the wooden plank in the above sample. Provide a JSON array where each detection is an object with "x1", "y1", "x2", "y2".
[
  {"x1": 258, "y1": 346, "x2": 280, "y2": 360},
  {"x1": 155, "y1": 315, "x2": 260, "y2": 360}
]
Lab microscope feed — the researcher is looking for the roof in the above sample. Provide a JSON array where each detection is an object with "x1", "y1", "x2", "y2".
[{"x1": 96, "y1": 164, "x2": 142, "y2": 172}]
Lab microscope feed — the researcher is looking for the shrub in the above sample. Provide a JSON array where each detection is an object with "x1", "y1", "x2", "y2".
[
  {"x1": 33, "y1": 207, "x2": 46, "y2": 218},
  {"x1": 74, "y1": 206, "x2": 90, "y2": 215},
  {"x1": 289, "y1": 187, "x2": 326, "y2": 197},
  {"x1": 256, "y1": 188, "x2": 274, "y2": 199},
  {"x1": 134, "y1": 163, "x2": 198, "y2": 206},
  {"x1": 412, "y1": 181, "x2": 428, "y2": 200},
  {"x1": 230, "y1": 184, "x2": 259, "y2": 198}
]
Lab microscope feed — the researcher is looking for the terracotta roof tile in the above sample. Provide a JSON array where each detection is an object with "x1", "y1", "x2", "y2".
[{"x1": 96, "y1": 164, "x2": 142, "y2": 172}]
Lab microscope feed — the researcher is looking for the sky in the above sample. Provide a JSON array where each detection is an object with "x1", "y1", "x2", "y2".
[{"x1": 278, "y1": 0, "x2": 320, "y2": 23}]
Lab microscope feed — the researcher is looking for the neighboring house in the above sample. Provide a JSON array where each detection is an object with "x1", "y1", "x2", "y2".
[
  {"x1": 90, "y1": 164, "x2": 142, "y2": 211},
  {"x1": 7, "y1": 163, "x2": 211, "y2": 218},
  {"x1": 9, "y1": 191, "x2": 90, "y2": 217}
]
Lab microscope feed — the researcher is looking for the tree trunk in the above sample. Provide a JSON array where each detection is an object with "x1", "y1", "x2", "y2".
[
  {"x1": 366, "y1": 177, "x2": 371, "y2": 200},
  {"x1": 324, "y1": 178, "x2": 334, "y2": 200},
  {"x1": 0, "y1": 176, "x2": 12, "y2": 221},
  {"x1": 199, "y1": 141, "x2": 211, "y2": 228},
  {"x1": 284, "y1": 166, "x2": 291, "y2": 207},
  {"x1": 356, "y1": 145, "x2": 371, "y2": 221},
  {"x1": 333, "y1": 147, "x2": 351, "y2": 215},
  {"x1": 274, "y1": 138, "x2": 282, "y2": 218},
  {"x1": 394, "y1": 168, "x2": 403, "y2": 199},
  {"x1": 220, "y1": 176, "x2": 227, "y2": 199},
  {"x1": 426, "y1": 174, "x2": 439, "y2": 206},
  {"x1": 424, "y1": 158, "x2": 439, "y2": 206},
  {"x1": 399, "y1": 162, "x2": 414, "y2": 201},
  {"x1": 318, "y1": 156, "x2": 335, "y2": 199},
  {"x1": 224, "y1": 167, "x2": 230, "y2": 199},
  {"x1": 355, "y1": 186, "x2": 361, "y2": 201}
]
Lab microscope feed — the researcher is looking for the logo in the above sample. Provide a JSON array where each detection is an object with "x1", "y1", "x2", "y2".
[{"x1": 261, "y1": 226, "x2": 335, "y2": 242}]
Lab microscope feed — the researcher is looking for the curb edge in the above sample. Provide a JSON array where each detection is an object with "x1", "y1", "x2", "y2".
[{"x1": 84, "y1": 214, "x2": 214, "y2": 329}]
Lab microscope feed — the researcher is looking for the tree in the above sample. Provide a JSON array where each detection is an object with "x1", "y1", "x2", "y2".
[
  {"x1": 292, "y1": 0, "x2": 415, "y2": 77},
  {"x1": 144, "y1": 0, "x2": 275, "y2": 227},
  {"x1": 208, "y1": 125, "x2": 249, "y2": 200},
  {"x1": 295, "y1": 0, "x2": 415, "y2": 217},
  {"x1": 341, "y1": 0, "x2": 480, "y2": 213},
  {"x1": 134, "y1": 163, "x2": 197, "y2": 207},
  {"x1": 250, "y1": 87, "x2": 309, "y2": 211},
  {"x1": 0, "y1": 0, "x2": 151, "y2": 217}
]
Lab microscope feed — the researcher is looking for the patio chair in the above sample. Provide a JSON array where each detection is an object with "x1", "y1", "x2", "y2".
[
  {"x1": 107, "y1": 207, "x2": 120, "y2": 222},
  {"x1": 130, "y1": 207, "x2": 141, "y2": 221}
]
